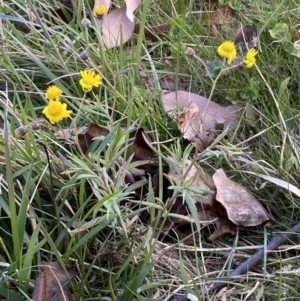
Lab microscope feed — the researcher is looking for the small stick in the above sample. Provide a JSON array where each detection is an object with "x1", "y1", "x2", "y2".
[{"x1": 167, "y1": 222, "x2": 300, "y2": 301}]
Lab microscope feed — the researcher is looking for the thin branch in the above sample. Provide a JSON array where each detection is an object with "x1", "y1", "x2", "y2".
[{"x1": 167, "y1": 222, "x2": 300, "y2": 301}]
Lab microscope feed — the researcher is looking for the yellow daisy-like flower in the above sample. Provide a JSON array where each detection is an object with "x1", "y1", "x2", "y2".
[
  {"x1": 45, "y1": 85, "x2": 63, "y2": 101},
  {"x1": 42, "y1": 100, "x2": 72, "y2": 124},
  {"x1": 217, "y1": 41, "x2": 237, "y2": 64},
  {"x1": 79, "y1": 70, "x2": 102, "y2": 92},
  {"x1": 244, "y1": 48, "x2": 258, "y2": 68},
  {"x1": 95, "y1": 4, "x2": 106, "y2": 16}
]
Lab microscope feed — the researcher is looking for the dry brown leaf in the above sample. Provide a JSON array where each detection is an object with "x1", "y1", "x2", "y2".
[
  {"x1": 198, "y1": 210, "x2": 237, "y2": 241},
  {"x1": 77, "y1": 123, "x2": 110, "y2": 153},
  {"x1": 32, "y1": 261, "x2": 75, "y2": 301},
  {"x1": 101, "y1": 0, "x2": 141, "y2": 48},
  {"x1": 212, "y1": 169, "x2": 271, "y2": 227},
  {"x1": 168, "y1": 157, "x2": 215, "y2": 207},
  {"x1": 134, "y1": 23, "x2": 171, "y2": 40},
  {"x1": 125, "y1": 0, "x2": 141, "y2": 22},
  {"x1": 234, "y1": 25, "x2": 259, "y2": 49},
  {"x1": 162, "y1": 91, "x2": 243, "y2": 150},
  {"x1": 131, "y1": 127, "x2": 154, "y2": 161},
  {"x1": 56, "y1": 124, "x2": 154, "y2": 163},
  {"x1": 93, "y1": 0, "x2": 111, "y2": 15},
  {"x1": 163, "y1": 91, "x2": 242, "y2": 129},
  {"x1": 178, "y1": 101, "x2": 216, "y2": 149},
  {"x1": 102, "y1": 6, "x2": 134, "y2": 48},
  {"x1": 205, "y1": 6, "x2": 239, "y2": 36}
]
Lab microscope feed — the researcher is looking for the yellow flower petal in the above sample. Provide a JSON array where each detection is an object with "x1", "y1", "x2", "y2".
[
  {"x1": 79, "y1": 70, "x2": 102, "y2": 92},
  {"x1": 244, "y1": 48, "x2": 258, "y2": 68},
  {"x1": 43, "y1": 100, "x2": 72, "y2": 124},
  {"x1": 217, "y1": 41, "x2": 237, "y2": 64},
  {"x1": 45, "y1": 85, "x2": 63, "y2": 101}
]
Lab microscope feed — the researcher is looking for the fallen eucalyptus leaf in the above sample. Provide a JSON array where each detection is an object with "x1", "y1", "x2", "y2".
[
  {"x1": 101, "y1": 0, "x2": 141, "y2": 48},
  {"x1": 32, "y1": 261, "x2": 75, "y2": 301},
  {"x1": 212, "y1": 169, "x2": 270, "y2": 227},
  {"x1": 125, "y1": 0, "x2": 141, "y2": 22},
  {"x1": 162, "y1": 91, "x2": 243, "y2": 150}
]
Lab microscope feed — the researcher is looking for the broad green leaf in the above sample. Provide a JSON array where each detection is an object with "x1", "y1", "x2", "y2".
[{"x1": 269, "y1": 23, "x2": 292, "y2": 42}]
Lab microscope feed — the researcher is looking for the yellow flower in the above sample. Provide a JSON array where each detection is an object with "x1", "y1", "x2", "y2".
[
  {"x1": 244, "y1": 48, "x2": 258, "y2": 68},
  {"x1": 95, "y1": 5, "x2": 106, "y2": 16},
  {"x1": 79, "y1": 70, "x2": 102, "y2": 92},
  {"x1": 45, "y1": 85, "x2": 63, "y2": 101},
  {"x1": 42, "y1": 100, "x2": 72, "y2": 124},
  {"x1": 217, "y1": 41, "x2": 237, "y2": 64}
]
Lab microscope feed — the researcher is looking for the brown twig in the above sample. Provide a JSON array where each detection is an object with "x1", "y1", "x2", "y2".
[{"x1": 167, "y1": 221, "x2": 300, "y2": 301}]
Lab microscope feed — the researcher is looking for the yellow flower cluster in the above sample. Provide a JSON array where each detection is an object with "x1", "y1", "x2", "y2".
[
  {"x1": 42, "y1": 70, "x2": 102, "y2": 124},
  {"x1": 43, "y1": 85, "x2": 72, "y2": 124},
  {"x1": 217, "y1": 41, "x2": 258, "y2": 68}
]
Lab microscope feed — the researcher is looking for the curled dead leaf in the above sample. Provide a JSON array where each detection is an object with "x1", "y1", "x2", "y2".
[
  {"x1": 162, "y1": 91, "x2": 243, "y2": 150},
  {"x1": 57, "y1": 124, "x2": 154, "y2": 162},
  {"x1": 234, "y1": 25, "x2": 259, "y2": 49},
  {"x1": 212, "y1": 169, "x2": 271, "y2": 227},
  {"x1": 205, "y1": 6, "x2": 239, "y2": 36},
  {"x1": 77, "y1": 123, "x2": 110, "y2": 153},
  {"x1": 178, "y1": 101, "x2": 216, "y2": 149},
  {"x1": 125, "y1": 0, "x2": 141, "y2": 22},
  {"x1": 102, "y1": 7, "x2": 134, "y2": 48},
  {"x1": 32, "y1": 261, "x2": 75, "y2": 301},
  {"x1": 131, "y1": 127, "x2": 154, "y2": 161},
  {"x1": 101, "y1": 0, "x2": 141, "y2": 48}
]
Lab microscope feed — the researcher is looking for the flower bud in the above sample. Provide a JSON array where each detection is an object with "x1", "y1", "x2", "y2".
[
  {"x1": 15, "y1": 126, "x2": 28, "y2": 138},
  {"x1": 30, "y1": 122, "x2": 40, "y2": 130},
  {"x1": 81, "y1": 18, "x2": 92, "y2": 28},
  {"x1": 79, "y1": 50, "x2": 89, "y2": 60},
  {"x1": 138, "y1": 70, "x2": 147, "y2": 78},
  {"x1": 185, "y1": 47, "x2": 195, "y2": 58}
]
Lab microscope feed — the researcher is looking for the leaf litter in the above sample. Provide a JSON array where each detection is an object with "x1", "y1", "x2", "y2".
[
  {"x1": 162, "y1": 90, "x2": 244, "y2": 150},
  {"x1": 212, "y1": 169, "x2": 271, "y2": 227},
  {"x1": 56, "y1": 115, "x2": 270, "y2": 242},
  {"x1": 94, "y1": 0, "x2": 141, "y2": 48},
  {"x1": 32, "y1": 261, "x2": 76, "y2": 301},
  {"x1": 158, "y1": 159, "x2": 270, "y2": 240}
]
